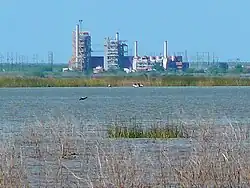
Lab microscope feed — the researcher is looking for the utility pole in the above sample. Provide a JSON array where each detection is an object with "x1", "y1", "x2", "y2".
[{"x1": 10, "y1": 52, "x2": 14, "y2": 71}]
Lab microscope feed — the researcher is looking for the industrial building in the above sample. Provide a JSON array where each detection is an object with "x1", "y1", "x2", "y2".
[
  {"x1": 68, "y1": 21, "x2": 92, "y2": 72},
  {"x1": 65, "y1": 21, "x2": 189, "y2": 73},
  {"x1": 167, "y1": 56, "x2": 189, "y2": 71},
  {"x1": 131, "y1": 40, "x2": 189, "y2": 72},
  {"x1": 90, "y1": 56, "x2": 132, "y2": 69},
  {"x1": 103, "y1": 32, "x2": 128, "y2": 71},
  {"x1": 132, "y1": 41, "x2": 168, "y2": 71}
]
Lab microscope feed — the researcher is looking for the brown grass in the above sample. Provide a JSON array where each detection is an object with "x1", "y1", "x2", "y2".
[
  {"x1": 0, "y1": 75, "x2": 250, "y2": 87},
  {"x1": 0, "y1": 119, "x2": 250, "y2": 187}
]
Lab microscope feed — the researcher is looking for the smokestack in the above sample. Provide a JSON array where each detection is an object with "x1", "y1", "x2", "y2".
[
  {"x1": 75, "y1": 24, "x2": 80, "y2": 62},
  {"x1": 164, "y1": 41, "x2": 168, "y2": 58},
  {"x1": 115, "y1": 32, "x2": 119, "y2": 41},
  {"x1": 134, "y1": 41, "x2": 138, "y2": 57}
]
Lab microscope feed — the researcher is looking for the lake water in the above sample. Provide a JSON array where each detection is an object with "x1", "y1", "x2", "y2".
[
  {"x1": 1, "y1": 86, "x2": 250, "y2": 132},
  {"x1": 1, "y1": 86, "x2": 250, "y2": 187}
]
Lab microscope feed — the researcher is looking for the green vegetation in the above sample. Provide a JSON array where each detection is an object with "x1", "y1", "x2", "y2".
[
  {"x1": 107, "y1": 124, "x2": 186, "y2": 139},
  {"x1": 0, "y1": 75, "x2": 250, "y2": 87}
]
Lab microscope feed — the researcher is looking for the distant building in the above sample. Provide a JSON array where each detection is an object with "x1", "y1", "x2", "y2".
[
  {"x1": 90, "y1": 56, "x2": 132, "y2": 71},
  {"x1": 68, "y1": 22, "x2": 92, "y2": 72},
  {"x1": 103, "y1": 32, "x2": 128, "y2": 71},
  {"x1": 132, "y1": 41, "x2": 168, "y2": 71}
]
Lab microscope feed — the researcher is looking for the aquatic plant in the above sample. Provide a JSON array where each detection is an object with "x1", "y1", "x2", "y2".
[{"x1": 107, "y1": 124, "x2": 186, "y2": 139}]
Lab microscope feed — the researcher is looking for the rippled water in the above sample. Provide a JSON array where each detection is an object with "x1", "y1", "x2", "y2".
[
  {"x1": 1, "y1": 86, "x2": 250, "y2": 129},
  {"x1": 1, "y1": 86, "x2": 250, "y2": 187}
]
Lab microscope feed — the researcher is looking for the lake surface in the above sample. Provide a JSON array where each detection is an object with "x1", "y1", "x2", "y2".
[
  {"x1": 1, "y1": 86, "x2": 250, "y2": 187},
  {"x1": 1, "y1": 86, "x2": 250, "y2": 132}
]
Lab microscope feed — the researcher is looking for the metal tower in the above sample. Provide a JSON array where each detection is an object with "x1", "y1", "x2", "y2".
[{"x1": 48, "y1": 51, "x2": 54, "y2": 71}]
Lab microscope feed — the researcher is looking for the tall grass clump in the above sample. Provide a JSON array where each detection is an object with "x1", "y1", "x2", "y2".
[
  {"x1": 107, "y1": 124, "x2": 187, "y2": 139},
  {"x1": 0, "y1": 75, "x2": 250, "y2": 87}
]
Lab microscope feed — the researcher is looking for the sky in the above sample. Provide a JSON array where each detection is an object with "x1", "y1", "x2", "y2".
[{"x1": 0, "y1": 0, "x2": 249, "y2": 63}]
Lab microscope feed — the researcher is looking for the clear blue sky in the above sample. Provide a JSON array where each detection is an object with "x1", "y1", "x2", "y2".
[{"x1": 0, "y1": 0, "x2": 249, "y2": 63}]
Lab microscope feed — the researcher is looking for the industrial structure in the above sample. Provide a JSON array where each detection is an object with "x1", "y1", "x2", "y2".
[
  {"x1": 63, "y1": 20, "x2": 250, "y2": 74},
  {"x1": 132, "y1": 40, "x2": 189, "y2": 72},
  {"x1": 68, "y1": 20, "x2": 92, "y2": 71},
  {"x1": 132, "y1": 41, "x2": 167, "y2": 71},
  {"x1": 48, "y1": 51, "x2": 54, "y2": 71},
  {"x1": 103, "y1": 32, "x2": 128, "y2": 71},
  {"x1": 65, "y1": 21, "x2": 189, "y2": 73}
]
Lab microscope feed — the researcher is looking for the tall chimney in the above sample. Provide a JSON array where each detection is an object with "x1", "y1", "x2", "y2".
[
  {"x1": 75, "y1": 24, "x2": 80, "y2": 62},
  {"x1": 134, "y1": 41, "x2": 138, "y2": 57},
  {"x1": 164, "y1": 41, "x2": 168, "y2": 58},
  {"x1": 115, "y1": 32, "x2": 119, "y2": 41}
]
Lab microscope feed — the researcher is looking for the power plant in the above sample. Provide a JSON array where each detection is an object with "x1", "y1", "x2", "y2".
[
  {"x1": 1, "y1": 20, "x2": 249, "y2": 75},
  {"x1": 2, "y1": 19, "x2": 249, "y2": 76},
  {"x1": 65, "y1": 20, "x2": 248, "y2": 74},
  {"x1": 103, "y1": 32, "x2": 128, "y2": 71},
  {"x1": 68, "y1": 20, "x2": 92, "y2": 71}
]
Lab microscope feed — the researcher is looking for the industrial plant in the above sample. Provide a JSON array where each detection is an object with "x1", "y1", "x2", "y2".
[
  {"x1": 64, "y1": 20, "x2": 190, "y2": 74},
  {"x1": 103, "y1": 32, "x2": 128, "y2": 71},
  {"x1": 68, "y1": 20, "x2": 92, "y2": 72},
  {"x1": 1, "y1": 20, "x2": 250, "y2": 76}
]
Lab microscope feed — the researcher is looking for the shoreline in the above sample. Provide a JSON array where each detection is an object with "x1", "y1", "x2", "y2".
[{"x1": 0, "y1": 75, "x2": 250, "y2": 87}]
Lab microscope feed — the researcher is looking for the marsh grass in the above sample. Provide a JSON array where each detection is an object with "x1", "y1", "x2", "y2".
[
  {"x1": 107, "y1": 124, "x2": 187, "y2": 139},
  {"x1": 0, "y1": 75, "x2": 250, "y2": 87}
]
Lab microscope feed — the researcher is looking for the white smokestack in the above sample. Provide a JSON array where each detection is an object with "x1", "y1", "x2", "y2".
[
  {"x1": 115, "y1": 32, "x2": 119, "y2": 41},
  {"x1": 75, "y1": 24, "x2": 80, "y2": 63},
  {"x1": 134, "y1": 41, "x2": 138, "y2": 57},
  {"x1": 164, "y1": 41, "x2": 168, "y2": 58}
]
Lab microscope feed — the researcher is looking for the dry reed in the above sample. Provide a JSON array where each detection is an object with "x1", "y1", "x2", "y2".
[
  {"x1": 0, "y1": 118, "x2": 250, "y2": 187},
  {"x1": 0, "y1": 75, "x2": 250, "y2": 87}
]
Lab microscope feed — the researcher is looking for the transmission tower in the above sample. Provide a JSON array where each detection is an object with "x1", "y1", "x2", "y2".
[
  {"x1": 32, "y1": 54, "x2": 39, "y2": 64},
  {"x1": 6, "y1": 52, "x2": 9, "y2": 71},
  {"x1": 0, "y1": 53, "x2": 3, "y2": 71},
  {"x1": 10, "y1": 52, "x2": 14, "y2": 71},
  {"x1": 15, "y1": 52, "x2": 18, "y2": 64},
  {"x1": 196, "y1": 52, "x2": 210, "y2": 69},
  {"x1": 22, "y1": 56, "x2": 25, "y2": 70},
  {"x1": 48, "y1": 51, "x2": 54, "y2": 71},
  {"x1": 0, "y1": 53, "x2": 3, "y2": 64},
  {"x1": 18, "y1": 55, "x2": 22, "y2": 71}
]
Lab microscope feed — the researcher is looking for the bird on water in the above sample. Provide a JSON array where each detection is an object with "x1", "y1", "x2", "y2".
[{"x1": 79, "y1": 96, "x2": 88, "y2": 101}]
